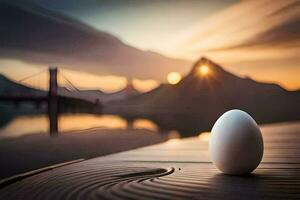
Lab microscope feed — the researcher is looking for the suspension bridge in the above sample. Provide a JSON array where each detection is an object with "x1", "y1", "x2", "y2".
[
  {"x1": 0, "y1": 67, "x2": 102, "y2": 135},
  {"x1": 0, "y1": 67, "x2": 102, "y2": 106}
]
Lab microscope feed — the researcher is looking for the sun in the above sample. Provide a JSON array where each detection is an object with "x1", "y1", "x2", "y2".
[
  {"x1": 198, "y1": 65, "x2": 210, "y2": 76},
  {"x1": 167, "y1": 72, "x2": 182, "y2": 85}
]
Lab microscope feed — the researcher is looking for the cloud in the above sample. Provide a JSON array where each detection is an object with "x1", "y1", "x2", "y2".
[
  {"x1": 0, "y1": 1, "x2": 191, "y2": 81},
  {"x1": 165, "y1": 0, "x2": 300, "y2": 90},
  {"x1": 173, "y1": 0, "x2": 300, "y2": 61}
]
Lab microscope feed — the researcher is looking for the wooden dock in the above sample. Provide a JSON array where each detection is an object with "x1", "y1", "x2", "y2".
[{"x1": 0, "y1": 121, "x2": 300, "y2": 199}]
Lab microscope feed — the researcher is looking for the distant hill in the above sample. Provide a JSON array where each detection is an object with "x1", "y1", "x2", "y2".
[
  {"x1": 0, "y1": 74, "x2": 45, "y2": 96},
  {"x1": 0, "y1": 74, "x2": 47, "y2": 126},
  {"x1": 58, "y1": 79, "x2": 140, "y2": 104},
  {"x1": 107, "y1": 58, "x2": 300, "y2": 131},
  {"x1": 0, "y1": 1, "x2": 191, "y2": 80}
]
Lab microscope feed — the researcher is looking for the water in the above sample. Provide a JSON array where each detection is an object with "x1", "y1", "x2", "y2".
[
  {"x1": 0, "y1": 113, "x2": 159, "y2": 139},
  {"x1": 0, "y1": 111, "x2": 168, "y2": 179},
  {"x1": 0, "y1": 101, "x2": 210, "y2": 139}
]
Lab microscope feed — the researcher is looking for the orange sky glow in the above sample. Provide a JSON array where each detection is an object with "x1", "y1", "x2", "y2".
[{"x1": 0, "y1": 0, "x2": 299, "y2": 91}]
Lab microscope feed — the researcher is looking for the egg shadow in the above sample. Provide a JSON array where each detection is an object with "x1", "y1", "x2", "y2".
[{"x1": 202, "y1": 169, "x2": 296, "y2": 200}]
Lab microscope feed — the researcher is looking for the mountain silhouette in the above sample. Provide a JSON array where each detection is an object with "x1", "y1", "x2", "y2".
[
  {"x1": 58, "y1": 79, "x2": 140, "y2": 104},
  {"x1": 108, "y1": 57, "x2": 300, "y2": 132},
  {"x1": 0, "y1": 1, "x2": 191, "y2": 80},
  {"x1": 0, "y1": 74, "x2": 45, "y2": 96},
  {"x1": 0, "y1": 74, "x2": 46, "y2": 127}
]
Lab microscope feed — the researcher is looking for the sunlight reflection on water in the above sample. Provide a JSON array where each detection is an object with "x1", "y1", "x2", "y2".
[
  {"x1": 0, "y1": 115, "x2": 49, "y2": 138},
  {"x1": 133, "y1": 119, "x2": 158, "y2": 132},
  {"x1": 0, "y1": 114, "x2": 158, "y2": 139}
]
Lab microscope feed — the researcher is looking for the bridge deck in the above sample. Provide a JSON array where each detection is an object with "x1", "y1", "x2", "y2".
[{"x1": 0, "y1": 121, "x2": 300, "y2": 199}]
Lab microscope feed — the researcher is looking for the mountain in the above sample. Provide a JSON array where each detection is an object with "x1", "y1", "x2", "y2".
[
  {"x1": 107, "y1": 58, "x2": 300, "y2": 132},
  {"x1": 0, "y1": 1, "x2": 191, "y2": 80},
  {"x1": 0, "y1": 74, "x2": 47, "y2": 127},
  {"x1": 58, "y1": 79, "x2": 140, "y2": 104},
  {"x1": 0, "y1": 74, "x2": 45, "y2": 96}
]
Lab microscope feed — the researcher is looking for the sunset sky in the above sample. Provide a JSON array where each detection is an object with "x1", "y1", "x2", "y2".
[{"x1": 0, "y1": 0, "x2": 299, "y2": 91}]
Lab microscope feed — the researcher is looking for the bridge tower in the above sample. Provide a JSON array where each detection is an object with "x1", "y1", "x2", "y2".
[
  {"x1": 49, "y1": 67, "x2": 58, "y2": 98},
  {"x1": 48, "y1": 66, "x2": 58, "y2": 136}
]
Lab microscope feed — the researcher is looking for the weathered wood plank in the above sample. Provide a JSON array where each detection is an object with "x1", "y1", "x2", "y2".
[{"x1": 0, "y1": 121, "x2": 300, "y2": 199}]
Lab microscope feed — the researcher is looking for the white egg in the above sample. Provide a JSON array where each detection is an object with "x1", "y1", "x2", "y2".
[{"x1": 209, "y1": 109, "x2": 264, "y2": 175}]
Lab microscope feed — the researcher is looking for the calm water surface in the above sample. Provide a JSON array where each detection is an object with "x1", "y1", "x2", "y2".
[{"x1": 0, "y1": 114, "x2": 159, "y2": 139}]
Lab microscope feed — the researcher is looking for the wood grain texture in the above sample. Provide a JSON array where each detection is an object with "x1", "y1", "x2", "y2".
[{"x1": 0, "y1": 121, "x2": 300, "y2": 199}]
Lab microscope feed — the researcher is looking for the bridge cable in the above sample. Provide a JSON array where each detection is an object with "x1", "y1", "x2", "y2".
[
  {"x1": 18, "y1": 68, "x2": 47, "y2": 83},
  {"x1": 59, "y1": 71, "x2": 80, "y2": 91}
]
